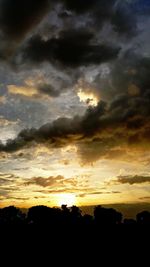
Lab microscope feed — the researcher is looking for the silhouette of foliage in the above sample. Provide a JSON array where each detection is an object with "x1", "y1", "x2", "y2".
[
  {"x1": 94, "y1": 205, "x2": 123, "y2": 225},
  {"x1": 0, "y1": 206, "x2": 25, "y2": 225},
  {"x1": 124, "y1": 219, "x2": 136, "y2": 225},
  {"x1": 27, "y1": 205, "x2": 62, "y2": 225},
  {"x1": 136, "y1": 211, "x2": 150, "y2": 225},
  {"x1": 0, "y1": 205, "x2": 149, "y2": 227}
]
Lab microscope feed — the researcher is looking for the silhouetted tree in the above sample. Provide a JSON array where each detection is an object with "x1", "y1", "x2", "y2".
[
  {"x1": 94, "y1": 205, "x2": 123, "y2": 225},
  {"x1": 61, "y1": 205, "x2": 71, "y2": 225},
  {"x1": 136, "y1": 211, "x2": 150, "y2": 225},
  {"x1": 82, "y1": 214, "x2": 93, "y2": 226},
  {"x1": 0, "y1": 206, "x2": 25, "y2": 225},
  {"x1": 70, "y1": 206, "x2": 82, "y2": 224},
  {"x1": 27, "y1": 205, "x2": 62, "y2": 225},
  {"x1": 61, "y1": 204, "x2": 69, "y2": 212},
  {"x1": 124, "y1": 219, "x2": 136, "y2": 225},
  {"x1": 0, "y1": 204, "x2": 150, "y2": 228}
]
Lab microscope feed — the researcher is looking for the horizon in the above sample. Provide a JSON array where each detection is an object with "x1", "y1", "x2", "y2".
[
  {"x1": 0, "y1": 1, "x2": 150, "y2": 210},
  {"x1": 1, "y1": 202, "x2": 150, "y2": 219}
]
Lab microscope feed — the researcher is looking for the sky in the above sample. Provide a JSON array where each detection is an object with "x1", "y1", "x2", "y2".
[{"x1": 0, "y1": 0, "x2": 150, "y2": 208}]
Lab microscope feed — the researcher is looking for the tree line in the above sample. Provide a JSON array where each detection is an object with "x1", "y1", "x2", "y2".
[{"x1": 0, "y1": 205, "x2": 150, "y2": 225}]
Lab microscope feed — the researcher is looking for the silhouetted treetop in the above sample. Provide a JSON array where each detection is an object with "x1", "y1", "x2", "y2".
[{"x1": 0, "y1": 205, "x2": 149, "y2": 227}]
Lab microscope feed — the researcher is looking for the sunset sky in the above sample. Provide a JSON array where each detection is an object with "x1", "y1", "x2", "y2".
[{"x1": 0, "y1": 0, "x2": 150, "y2": 208}]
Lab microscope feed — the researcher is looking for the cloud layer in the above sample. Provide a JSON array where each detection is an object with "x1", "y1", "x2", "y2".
[
  {"x1": 0, "y1": 0, "x2": 150, "y2": 205},
  {"x1": 21, "y1": 30, "x2": 120, "y2": 67}
]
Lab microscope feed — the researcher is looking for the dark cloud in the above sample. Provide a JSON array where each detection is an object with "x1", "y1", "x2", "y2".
[
  {"x1": 0, "y1": 101, "x2": 106, "y2": 153},
  {"x1": 37, "y1": 84, "x2": 61, "y2": 98},
  {"x1": 0, "y1": 1, "x2": 150, "y2": 207},
  {"x1": 25, "y1": 175, "x2": 65, "y2": 187},
  {"x1": 25, "y1": 175, "x2": 82, "y2": 188},
  {"x1": 61, "y1": 0, "x2": 98, "y2": 14},
  {"x1": 60, "y1": 0, "x2": 137, "y2": 36},
  {"x1": 93, "y1": 52, "x2": 150, "y2": 102},
  {"x1": 114, "y1": 175, "x2": 150, "y2": 185},
  {"x1": 79, "y1": 54, "x2": 150, "y2": 157},
  {"x1": 111, "y1": 3, "x2": 137, "y2": 36},
  {"x1": 0, "y1": 0, "x2": 51, "y2": 60},
  {"x1": 112, "y1": 53, "x2": 150, "y2": 96},
  {"x1": 21, "y1": 30, "x2": 120, "y2": 67},
  {"x1": 0, "y1": 0, "x2": 141, "y2": 71},
  {"x1": 0, "y1": 0, "x2": 144, "y2": 64},
  {"x1": 0, "y1": 0, "x2": 50, "y2": 40},
  {"x1": 0, "y1": 1, "x2": 150, "y2": 165},
  {"x1": 0, "y1": 79, "x2": 150, "y2": 160}
]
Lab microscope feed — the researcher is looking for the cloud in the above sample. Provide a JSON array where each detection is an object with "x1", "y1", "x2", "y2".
[
  {"x1": 3, "y1": 196, "x2": 30, "y2": 201},
  {"x1": 0, "y1": 1, "x2": 150, "y2": 166},
  {"x1": 37, "y1": 83, "x2": 61, "y2": 98},
  {"x1": 0, "y1": 96, "x2": 6, "y2": 104},
  {"x1": 0, "y1": 0, "x2": 50, "y2": 40},
  {"x1": 76, "y1": 79, "x2": 99, "y2": 107},
  {"x1": 60, "y1": 0, "x2": 137, "y2": 36},
  {"x1": 0, "y1": 0, "x2": 51, "y2": 60},
  {"x1": 0, "y1": 0, "x2": 144, "y2": 64},
  {"x1": 21, "y1": 30, "x2": 120, "y2": 68},
  {"x1": 0, "y1": 172, "x2": 88, "y2": 201},
  {"x1": 1, "y1": 76, "x2": 150, "y2": 163},
  {"x1": 0, "y1": 178, "x2": 12, "y2": 185},
  {"x1": 8, "y1": 79, "x2": 62, "y2": 98},
  {"x1": 112, "y1": 175, "x2": 150, "y2": 185},
  {"x1": 139, "y1": 196, "x2": 150, "y2": 200},
  {"x1": 0, "y1": 173, "x2": 19, "y2": 182},
  {"x1": 25, "y1": 175, "x2": 65, "y2": 187},
  {"x1": 0, "y1": 173, "x2": 22, "y2": 201},
  {"x1": 0, "y1": 101, "x2": 107, "y2": 153},
  {"x1": 0, "y1": 1, "x2": 150, "y2": 208},
  {"x1": 78, "y1": 191, "x2": 121, "y2": 198},
  {"x1": 60, "y1": 0, "x2": 98, "y2": 14},
  {"x1": 111, "y1": 3, "x2": 137, "y2": 36},
  {"x1": 24, "y1": 175, "x2": 85, "y2": 188},
  {"x1": 59, "y1": 159, "x2": 70, "y2": 165},
  {"x1": 8, "y1": 84, "x2": 38, "y2": 98},
  {"x1": 0, "y1": 116, "x2": 20, "y2": 127}
]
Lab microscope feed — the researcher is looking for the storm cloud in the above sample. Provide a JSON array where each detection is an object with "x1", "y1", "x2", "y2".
[
  {"x1": 21, "y1": 30, "x2": 120, "y2": 67},
  {"x1": 0, "y1": 0, "x2": 50, "y2": 39},
  {"x1": 0, "y1": 0, "x2": 150, "y2": 206},
  {"x1": 1, "y1": 80, "x2": 150, "y2": 157},
  {"x1": 0, "y1": 0, "x2": 51, "y2": 60},
  {"x1": 0, "y1": 0, "x2": 140, "y2": 64}
]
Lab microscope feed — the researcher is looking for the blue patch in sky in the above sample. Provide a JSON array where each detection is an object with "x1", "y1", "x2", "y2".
[{"x1": 131, "y1": 0, "x2": 150, "y2": 13}]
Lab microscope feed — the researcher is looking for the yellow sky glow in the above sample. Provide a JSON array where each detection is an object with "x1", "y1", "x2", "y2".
[{"x1": 77, "y1": 88, "x2": 99, "y2": 107}]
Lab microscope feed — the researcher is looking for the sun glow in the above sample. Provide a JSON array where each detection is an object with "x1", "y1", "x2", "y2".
[
  {"x1": 77, "y1": 88, "x2": 98, "y2": 107},
  {"x1": 76, "y1": 79, "x2": 99, "y2": 107},
  {"x1": 57, "y1": 193, "x2": 76, "y2": 207}
]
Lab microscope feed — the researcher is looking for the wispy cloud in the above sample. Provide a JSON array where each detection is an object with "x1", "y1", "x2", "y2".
[
  {"x1": 78, "y1": 191, "x2": 121, "y2": 198},
  {"x1": 139, "y1": 196, "x2": 150, "y2": 200},
  {"x1": 109, "y1": 175, "x2": 150, "y2": 185}
]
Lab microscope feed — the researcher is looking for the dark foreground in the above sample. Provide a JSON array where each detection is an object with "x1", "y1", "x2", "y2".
[{"x1": 0, "y1": 205, "x2": 149, "y2": 265}]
